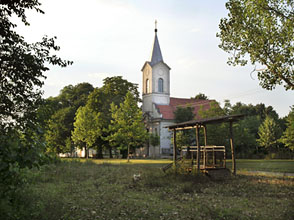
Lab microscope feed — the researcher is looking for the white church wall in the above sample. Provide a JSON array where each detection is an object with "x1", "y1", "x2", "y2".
[{"x1": 159, "y1": 121, "x2": 174, "y2": 155}]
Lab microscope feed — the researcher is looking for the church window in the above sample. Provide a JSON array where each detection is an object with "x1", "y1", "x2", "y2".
[
  {"x1": 146, "y1": 79, "x2": 150, "y2": 93},
  {"x1": 158, "y1": 78, "x2": 163, "y2": 92}
]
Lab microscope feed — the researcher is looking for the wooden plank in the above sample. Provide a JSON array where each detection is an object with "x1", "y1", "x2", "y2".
[
  {"x1": 203, "y1": 125, "x2": 207, "y2": 146},
  {"x1": 229, "y1": 121, "x2": 236, "y2": 175},
  {"x1": 196, "y1": 126, "x2": 200, "y2": 171}
]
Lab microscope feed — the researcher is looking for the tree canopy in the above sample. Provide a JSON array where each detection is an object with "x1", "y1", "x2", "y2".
[
  {"x1": 192, "y1": 93, "x2": 208, "y2": 100},
  {"x1": 0, "y1": 0, "x2": 72, "y2": 131},
  {"x1": 217, "y1": 0, "x2": 294, "y2": 90},
  {"x1": 280, "y1": 106, "x2": 294, "y2": 151},
  {"x1": 108, "y1": 92, "x2": 148, "y2": 161},
  {"x1": 72, "y1": 106, "x2": 101, "y2": 158},
  {"x1": 257, "y1": 115, "x2": 282, "y2": 150},
  {"x1": 0, "y1": 0, "x2": 72, "y2": 215},
  {"x1": 173, "y1": 106, "x2": 195, "y2": 123}
]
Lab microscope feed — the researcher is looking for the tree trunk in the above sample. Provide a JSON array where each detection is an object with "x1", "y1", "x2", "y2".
[
  {"x1": 84, "y1": 146, "x2": 88, "y2": 159},
  {"x1": 97, "y1": 146, "x2": 103, "y2": 159},
  {"x1": 109, "y1": 146, "x2": 113, "y2": 158},
  {"x1": 127, "y1": 145, "x2": 130, "y2": 162}
]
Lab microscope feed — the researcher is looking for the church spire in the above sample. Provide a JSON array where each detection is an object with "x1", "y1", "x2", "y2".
[{"x1": 150, "y1": 20, "x2": 163, "y2": 66}]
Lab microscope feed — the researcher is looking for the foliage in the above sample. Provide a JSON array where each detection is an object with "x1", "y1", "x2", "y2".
[
  {"x1": 198, "y1": 101, "x2": 227, "y2": 146},
  {"x1": 257, "y1": 116, "x2": 282, "y2": 151},
  {"x1": 45, "y1": 107, "x2": 76, "y2": 154},
  {"x1": 173, "y1": 105, "x2": 195, "y2": 149},
  {"x1": 0, "y1": 0, "x2": 70, "y2": 217},
  {"x1": 43, "y1": 83, "x2": 94, "y2": 154},
  {"x1": 175, "y1": 131, "x2": 192, "y2": 148},
  {"x1": 86, "y1": 76, "x2": 140, "y2": 157},
  {"x1": 149, "y1": 133, "x2": 160, "y2": 147},
  {"x1": 192, "y1": 93, "x2": 209, "y2": 100},
  {"x1": 108, "y1": 92, "x2": 148, "y2": 161},
  {"x1": 217, "y1": 0, "x2": 294, "y2": 90},
  {"x1": 280, "y1": 107, "x2": 294, "y2": 151},
  {"x1": 173, "y1": 105, "x2": 195, "y2": 123},
  {"x1": 72, "y1": 106, "x2": 101, "y2": 158},
  {"x1": 233, "y1": 116, "x2": 261, "y2": 157},
  {"x1": 0, "y1": 1, "x2": 72, "y2": 131}
]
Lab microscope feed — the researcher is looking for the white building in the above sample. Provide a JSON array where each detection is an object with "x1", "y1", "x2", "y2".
[{"x1": 141, "y1": 24, "x2": 214, "y2": 158}]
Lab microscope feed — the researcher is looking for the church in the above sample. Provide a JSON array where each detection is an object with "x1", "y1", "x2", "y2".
[{"x1": 141, "y1": 23, "x2": 214, "y2": 158}]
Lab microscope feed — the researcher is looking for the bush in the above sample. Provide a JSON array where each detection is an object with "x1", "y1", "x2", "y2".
[{"x1": 0, "y1": 128, "x2": 56, "y2": 219}]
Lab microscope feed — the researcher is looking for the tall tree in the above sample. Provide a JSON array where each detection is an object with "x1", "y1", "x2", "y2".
[
  {"x1": 0, "y1": 1, "x2": 72, "y2": 131},
  {"x1": 173, "y1": 106, "x2": 195, "y2": 148},
  {"x1": 0, "y1": 0, "x2": 71, "y2": 215},
  {"x1": 45, "y1": 107, "x2": 76, "y2": 154},
  {"x1": 86, "y1": 76, "x2": 140, "y2": 158},
  {"x1": 108, "y1": 92, "x2": 148, "y2": 162},
  {"x1": 257, "y1": 115, "x2": 282, "y2": 151},
  {"x1": 72, "y1": 106, "x2": 101, "y2": 158},
  {"x1": 217, "y1": 0, "x2": 294, "y2": 90},
  {"x1": 44, "y1": 83, "x2": 94, "y2": 154},
  {"x1": 280, "y1": 107, "x2": 294, "y2": 151}
]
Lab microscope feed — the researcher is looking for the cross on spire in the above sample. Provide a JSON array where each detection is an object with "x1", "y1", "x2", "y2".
[{"x1": 155, "y1": 19, "x2": 157, "y2": 33}]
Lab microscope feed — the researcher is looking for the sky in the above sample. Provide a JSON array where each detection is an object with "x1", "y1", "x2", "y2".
[{"x1": 15, "y1": 0, "x2": 293, "y2": 117}]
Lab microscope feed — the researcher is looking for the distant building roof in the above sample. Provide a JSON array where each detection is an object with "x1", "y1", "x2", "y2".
[{"x1": 155, "y1": 97, "x2": 214, "y2": 120}]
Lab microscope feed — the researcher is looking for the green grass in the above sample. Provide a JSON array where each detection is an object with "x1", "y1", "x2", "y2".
[
  {"x1": 63, "y1": 158, "x2": 294, "y2": 173},
  {"x1": 226, "y1": 159, "x2": 294, "y2": 173},
  {"x1": 19, "y1": 160, "x2": 294, "y2": 220}
]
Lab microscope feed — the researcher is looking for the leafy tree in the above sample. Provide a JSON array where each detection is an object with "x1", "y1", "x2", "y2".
[
  {"x1": 198, "y1": 101, "x2": 227, "y2": 146},
  {"x1": 58, "y1": 83, "x2": 94, "y2": 108},
  {"x1": 45, "y1": 107, "x2": 76, "y2": 154},
  {"x1": 192, "y1": 93, "x2": 208, "y2": 100},
  {"x1": 72, "y1": 106, "x2": 101, "y2": 158},
  {"x1": 108, "y1": 92, "x2": 148, "y2": 161},
  {"x1": 0, "y1": 1, "x2": 72, "y2": 131},
  {"x1": 257, "y1": 116, "x2": 282, "y2": 151},
  {"x1": 44, "y1": 83, "x2": 94, "y2": 154},
  {"x1": 280, "y1": 107, "x2": 294, "y2": 151},
  {"x1": 233, "y1": 116, "x2": 261, "y2": 157},
  {"x1": 149, "y1": 133, "x2": 160, "y2": 147},
  {"x1": 217, "y1": 0, "x2": 294, "y2": 90},
  {"x1": 86, "y1": 76, "x2": 140, "y2": 158},
  {"x1": 174, "y1": 106, "x2": 195, "y2": 123},
  {"x1": 0, "y1": 0, "x2": 71, "y2": 217}
]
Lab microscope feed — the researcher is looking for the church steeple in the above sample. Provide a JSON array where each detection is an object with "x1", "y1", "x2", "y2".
[{"x1": 150, "y1": 20, "x2": 163, "y2": 66}]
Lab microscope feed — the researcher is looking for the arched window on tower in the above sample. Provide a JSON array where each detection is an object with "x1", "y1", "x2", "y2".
[
  {"x1": 158, "y1": 78, "x2": 163, "y2": 93},
  {"x1": 146, "y1": 79, "x2": 150, "y2": 93}
]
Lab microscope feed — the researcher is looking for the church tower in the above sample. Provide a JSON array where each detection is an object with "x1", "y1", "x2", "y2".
[{"x1": 142, "y1": 21, "x2": 171, "y2": 115}]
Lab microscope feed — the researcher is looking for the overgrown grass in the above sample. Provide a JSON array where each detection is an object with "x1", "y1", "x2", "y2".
[
  {"x1": 226, "y1": 159, "x2": 294, "y2": 173},
  {"x1": 19, "y1": 160, "x2": 294, "y2": 220}
]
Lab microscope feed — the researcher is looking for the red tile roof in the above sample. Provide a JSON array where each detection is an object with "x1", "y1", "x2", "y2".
[{"x1": 155, "y1": 97, "x2": 214, "y2": 120}]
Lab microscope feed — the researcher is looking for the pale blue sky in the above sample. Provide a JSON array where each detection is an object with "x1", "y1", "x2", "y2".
[{"x1": 16, "y1": 0, "x2": 293, "y2": 117}]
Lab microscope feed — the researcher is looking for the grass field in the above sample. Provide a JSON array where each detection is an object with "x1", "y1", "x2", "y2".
[{"x1": 18, "y1": 159, "x2": 294, "y2": 220}]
